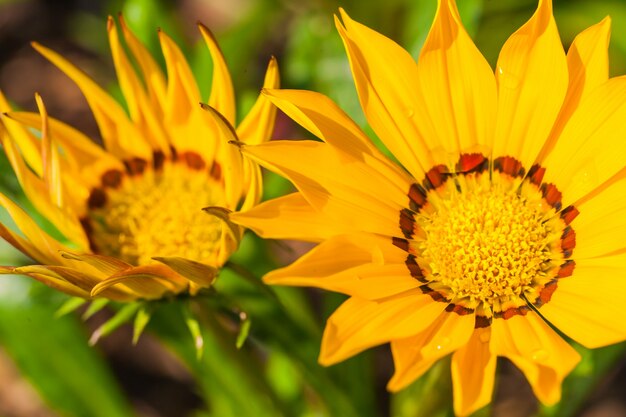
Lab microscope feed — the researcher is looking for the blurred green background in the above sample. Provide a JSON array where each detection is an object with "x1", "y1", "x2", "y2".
[{"x1": 1, "y1": 0, "x2": 626, "y2": 416}]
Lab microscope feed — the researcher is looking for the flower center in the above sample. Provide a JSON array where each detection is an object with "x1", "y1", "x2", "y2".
[
  {"x1": 83, "y1": 152, "x2": 226, "y2": 266},
  {"x1": 394, "y1": 154, "x2": 577, "y2": 327}
]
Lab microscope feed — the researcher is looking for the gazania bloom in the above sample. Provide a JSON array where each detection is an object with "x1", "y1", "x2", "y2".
[
  {"x1": 231, "y1": 0, "x2": 626, "y2": 415},
  {"x1": 0, "y1": 17, "x2": 278, "y2": 302}
]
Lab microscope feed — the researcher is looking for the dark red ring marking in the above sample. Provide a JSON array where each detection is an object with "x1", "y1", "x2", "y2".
[
  {"x1": 181, "y1": 151, "x2": 207, "y2": 170},
  {"x1": 397, "y1": 153, "x2": 578, "y2": 327},
  {"x1": 101, "y1": 169, "x2": 123, "y2": 188},
  {"x1": 124, "y1": 157, "x2": 148, "y2": 175},
  {"x1": 210, "y1": 161, "x2": 222, "y2": 181}
]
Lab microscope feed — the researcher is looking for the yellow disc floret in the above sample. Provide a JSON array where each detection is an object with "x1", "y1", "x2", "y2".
[
  {"x1": 86, "y1": 158, "x2": 226, "y2": 266},
  {"x1": 416, "y1": 174, "x2": 564, "y2": 310}
]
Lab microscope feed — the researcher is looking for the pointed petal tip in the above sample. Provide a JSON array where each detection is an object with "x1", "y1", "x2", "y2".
[
  {"x1": 30, "y1": 41, "x2": 43, "y2": 51},
  {"x1": 107, "y1": 15, "x2": 115, "y2": 31},
  {"x1": 88, "y1": 328, "x2": 102, "y2": 346}
]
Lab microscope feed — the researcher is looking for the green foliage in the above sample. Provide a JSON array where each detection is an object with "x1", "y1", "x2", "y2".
[{"x1": 0, "y1": 279, "x2": 134, "y2": 417}]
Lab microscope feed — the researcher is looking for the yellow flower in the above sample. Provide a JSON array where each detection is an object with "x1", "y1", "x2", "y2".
[
  {"x1": 0, "y1": 16, "x2": 278, "y2": 301},
  {"x1": 230, "y1": 0, "x2": 626, "y2": 415}
]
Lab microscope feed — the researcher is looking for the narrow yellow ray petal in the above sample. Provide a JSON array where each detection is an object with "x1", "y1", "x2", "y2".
[
  {"x1": 0, "y1": 191, "x2": 83, "y2": 266},
  {"x1": 60, "y1": 251, "x2": 132, "y2": 276},
  {"x1": 264, "y1": 232, "x2": 417, "y2": 299},
  {"x1": 451, "y1": 328, "x2": 496, "y2": 417},
  {"x1": 387, "y1": 312, "x2": 475, "y2": 392},
  {"x1": 335, "y1": 10, "x2": 432, "y2": 179},
  {"x1": 540, "y1": 254, "x2": 626, "y2": 348},
  {"x1": 200, "y1": 104, "x2": 243, "y2": 209},
  {"x1": 91, "y1": 264, "x2": 187, "y2": 299},
  {"x1": 107, "y1": 16, "x2": 170, "y2": 154},
  {"x1": 32, "y1": 42, "x2": 152, "y2": 160},
  {"x1": 230, "y1": 192, "x2": 349, "y2": 242},
  {"x1": 0, "y1": 91, "x2": 42, "y2": 175},
  {"x1": 6, "y1": 111, "x2": 121, "y2": 172},
  {"x1": 0, "y1": 127, "x2": 87, "y2": 248},
  {"x1": 260, "y1": 88, "x2": 412, "y2": 188},
  {"x1": 319, "y1": 291, "x2": 446, "y2": 365},
  {"x1": 541, "y1": 76, "x2": 626, "y2": 205},
  {"x1": 540, "y1": 17, "x2": 611, "y2": 161},
  {"x1": 493, "y1": 0, "x2": 567, "y2": 169},
  {"x1": 158, "y1": 29, "x2": 201, "y2": 124},
  {"x1": 235, "y1": 58, "x2": 280, "y2": 212},
  {"x1": 15, "y1": 265, "x2": 133, "y2": 300},
  {"x1": 237, "y1": 57, "x2": 280, "y2": 146},
  {"x1": 571, "y1": 175, "x2": 626, "y2": 259},
  {"x1": 238, "y1": 160, "x2": 262, "y2": 212},
  {"x1": 417, "y1": 0, "x2": 496, "y2": 154},
  {"x1": 240, "y1": 140, "x2": 410, "y2": 237},
  {"x1": 198, "y1": 23, "x2": 236, "y2": 124},
  {"x1": 0, "y1": 222, "x2": 48, "y2": 263},
  {"x1": 152, "y1": 256, "x2": 218, "y2": 287},
  {"x1": 1, "y1": 266, "x2": 91, "y2": 298},
  {"x1": 118, "y1": 14, "x2": 167, "y2": 110},
  {"x1": 35, "y1": 93, "x2": 63, "y2": 208},
  {"x1": 490, "y1": 311, "x2": 580, "y2": 405}
]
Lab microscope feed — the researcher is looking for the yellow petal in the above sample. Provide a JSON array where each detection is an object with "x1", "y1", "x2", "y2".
[
  {"x1": 261, "y1": 88, "x2": 412, "y2": 188},
  {"x1": 261, "y1": 88, "x2": 377, "y2": 156},
  {"x1": 0, "y1": 192, "x2": 71, "y2": 264},
  {"x1": 540, "y1": 17, "x2": 611, "y2": 160},
  {"x1": 15, "y1": 265, "x2": 132, "y2": 300},
  {"x1": 236, "y1": 58, "x2": 280, "y2": 211},
  {"x1": 118, "y1": 14, "x2": 167, "y2": 111},
  {"x1": 336, "y1": 10, "x2": 433, "y2": 178},
  {"x1": 571, "y1": 175, "x2": 626, "y2": 258},
  {"x1": 60, "y1": 251, "x2": 132, "y2": 276},
  {"x1": 0, "y1": 127, "x2": 88, "y2": 248},
  {"x1": 152, "y1": 256, "x2": 218, "y2": 287},
  {"x1": 0, "y1": 91, "x2": 42, "y2": 175},
  {"x1": 265, "y1": 232, "x2": 418, "y2": 299},
  {"x1": 387, "y1": 312, "x2": 474, "y2": 392},
  {"x1": 107, "y1": 17, "x2": 170, "y2": 154},
  {"x1": 91, "y1": 264, "x2": 187, "y2": 299},
  {"x1": 0, "y1": 222, "x2": 49, "y2": 264},
  {"x1": 159, "y1": 29, "x2": 201, "y2": 124},
  {"x1": 32, "y1": 42, "x2": 152, "y2": 160},
  {"x1": 237, "y1": 58, "x2": 280, "y2": 146},
  {"x1": 417, "y1": 0, "x2": 496, "y2": 154},
  {"x1": 240, "y1": 140, "x2": 410, "y2": 237},
  {"x1": 540, "y1": 254, "x2": 626, "y2": 348},
  {"x1": 319, "y1": 291, "x2": 446, "y2": 365},
  {"x1": 451, "y1": 328, "x2": 496, "y2": 417},
  {"x1": 199, "y1": 23, "x2": 236, "y2": 124},
  {"x1": 541, "y1": 76, "x2": 626, "y2": 205},
  {"x1": 36, "y1": 93, "x2": 63, "y2": 208},
  {"x1": 230, "y1": 192, "x2": 347, "y2": 242},
  {"x1": 1, "y1": 266, "x2": 90, "y2": 298},
  {"x1": 200, "y1": 104, "x2": 243, "y2": 209},
  {"x1": 6, "y1": 111, "x2": 122, "y2": 173},
  {"x1": 490, "y1": 311, "x2": 580, "y2": 405},
  {"x1": 492, "y1": 0, "x2": 567, "y2": 169}
]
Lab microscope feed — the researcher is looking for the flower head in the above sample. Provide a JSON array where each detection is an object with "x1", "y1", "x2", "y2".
[
  {"x1": 230, "y1": 0, "x2": 626, "y2": 415},
  {"x1": 0, "y1": 16, "x2": 278, "y2": 302}
]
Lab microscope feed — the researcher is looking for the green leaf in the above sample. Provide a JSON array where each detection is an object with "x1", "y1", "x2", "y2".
[
  {"x1": 391, "y1": 358, "x2": 455, "y2": 417},
  {"x1": 235, "y1": 312, "x2": 251, "y2": 349},
  {"x1": 54, "y1": 296, "x2": 86, "y2": 318},
  {"x1": 132, "y1": 304, "x2": 152, "y2": 344},
  {"x1": 83, "y1": 297, "x2": 110, "y2": 319},
  {"x1": 150, "y1": 302, "x2": 289, "y2": 417},
  {"x1": 89, "y1": 302, "x2": 140, "y2": 346},
  {"x1": 182, "y1": 303, "x2": 204, "y2": 360},
  {"x1": 0, "y1": 279, "x2": 134, "y2": 417}
]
